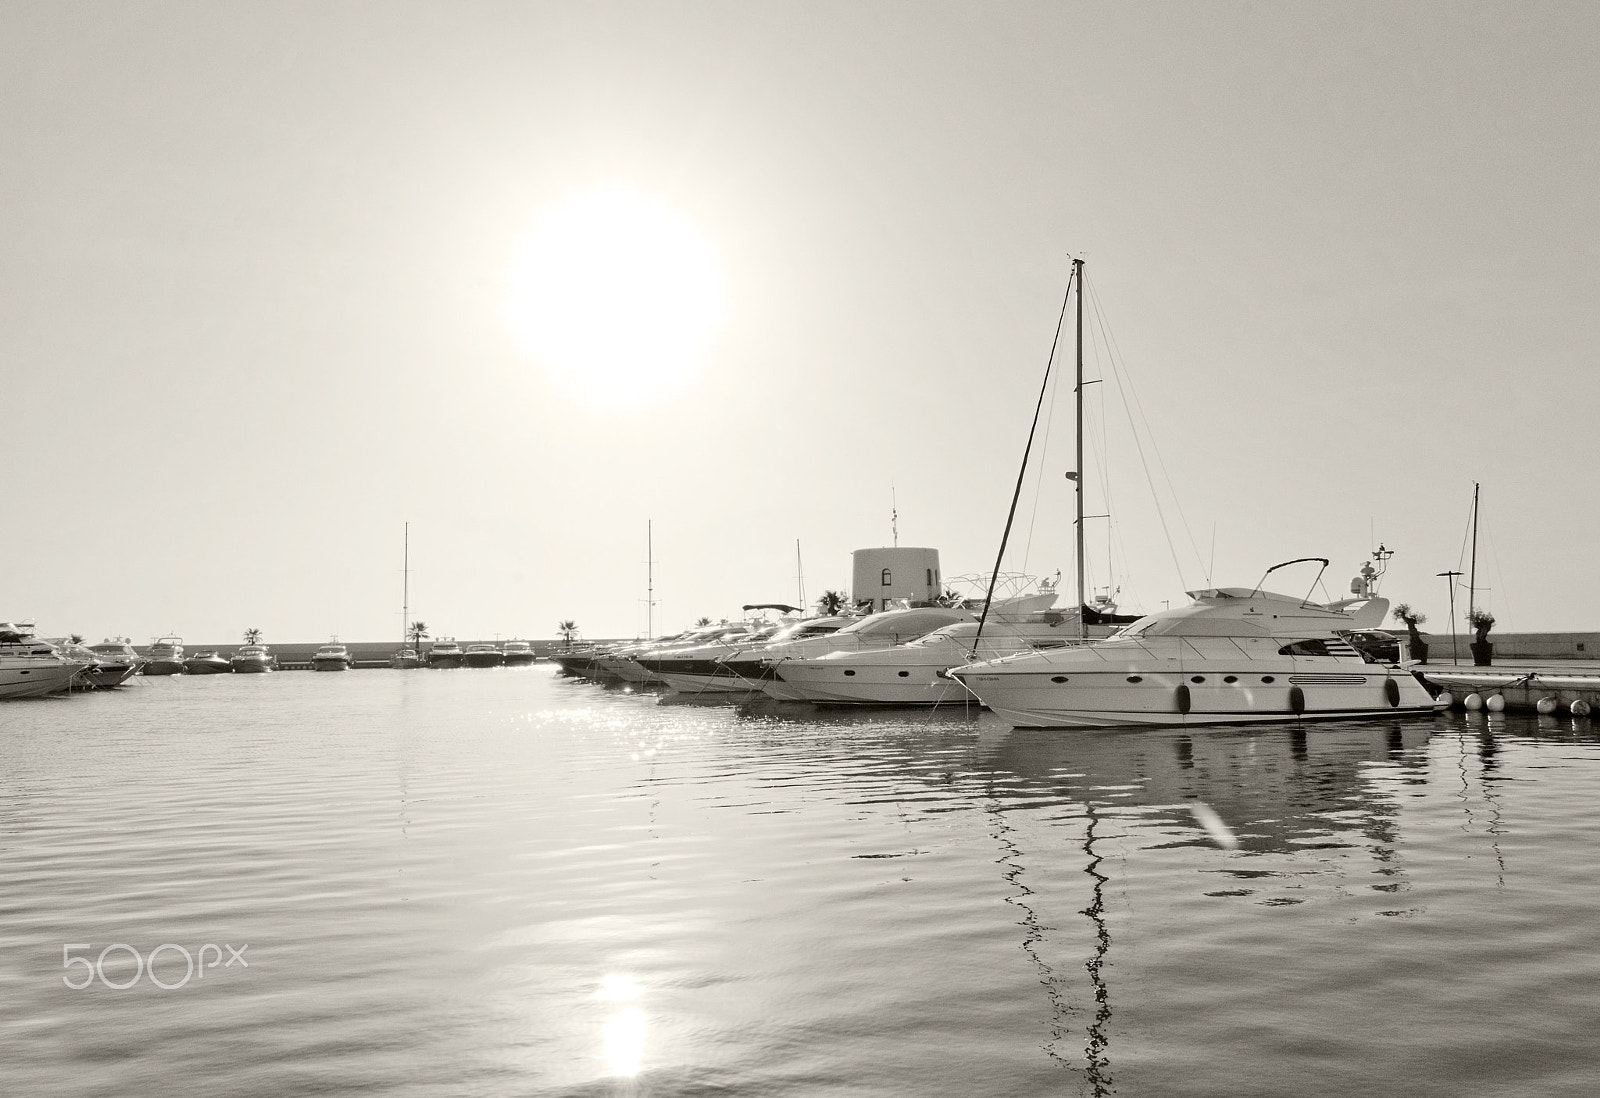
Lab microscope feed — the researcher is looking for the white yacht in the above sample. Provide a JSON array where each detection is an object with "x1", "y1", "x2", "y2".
[
  {"x1": 79, "y1": 638, "x2": 144, "y2": 688},
  {"x1": 948, "y1": 558, "x2": 1441, "y2": 729},
  {"x1": 230, "y1": 644, "x2": 277, "y2": 673},
  {"x1": 502, "y1": 640, "x2": 537, "y2": 666},
  {"x1": 310, "y1": 641, "x2": 355, "y2": 671},
  {"x1": 142, "y1": 636, "x2": 186, "y2": 676},
  {"x1": 734, "y1": 606, "x2": 976, "y2": 701},
  {"x1": 630, "y1": 621, "x2": 789, "y2": 696},
  {"x1": 428, "y1": 639, "x2": 464, "y2": 668},
  {"x1": 0, "y1": 622, "x2": 86, "y2": 699}
]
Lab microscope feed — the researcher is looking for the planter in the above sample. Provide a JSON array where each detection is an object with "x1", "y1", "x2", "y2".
[
  {"x1": 1410, "y1": 640, "x2": 1428, "y2": 665},
  {"x1": 1470, "y1": 640, "x2": 1493, "y2": 667}
]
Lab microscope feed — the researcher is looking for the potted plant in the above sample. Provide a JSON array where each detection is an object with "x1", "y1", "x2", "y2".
[
  {"x1": 1469, "y1": 609, "x2": 1495, "y2": 666},
  {"x1": 1391, "y1": 604, "x2": 1428, "y2": 664}
]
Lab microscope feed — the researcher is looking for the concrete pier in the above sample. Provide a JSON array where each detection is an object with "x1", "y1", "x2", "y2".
[{"x1": 1420, "y1": 660, "x2": 1600, "y2": 715}]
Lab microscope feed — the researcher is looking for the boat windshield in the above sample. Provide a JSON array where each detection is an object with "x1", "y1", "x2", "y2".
[
  {"x1": 764, "y1": 620, "x2": 846, "y2": 644},
  {"x1": 835, "y1": 608, "x2": 968, "y2": 638}
]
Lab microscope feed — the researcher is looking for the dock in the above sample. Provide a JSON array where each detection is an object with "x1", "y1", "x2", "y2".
[{"x1": 1420, "y1": 659, "x2": 1600, "y2": 715}]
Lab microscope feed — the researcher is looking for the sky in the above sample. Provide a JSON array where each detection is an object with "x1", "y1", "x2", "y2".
[{"x1": 5, "y1": 1, "x2": 1599, "y2": 644}]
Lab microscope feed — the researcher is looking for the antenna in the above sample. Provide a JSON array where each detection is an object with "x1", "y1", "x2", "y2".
[{"x1": 891, "y1": 485, "x2": 899, "y2": 547}]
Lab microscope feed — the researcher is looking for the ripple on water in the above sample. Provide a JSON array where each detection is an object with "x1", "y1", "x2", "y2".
[{"x1": 4, "y1": 675, "x2": 1600, "y2": 1095}]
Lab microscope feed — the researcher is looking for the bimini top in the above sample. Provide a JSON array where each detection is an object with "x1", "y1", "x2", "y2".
[{"x1": 1109, "y1": 588, "x2": 1389, "y2": 641}]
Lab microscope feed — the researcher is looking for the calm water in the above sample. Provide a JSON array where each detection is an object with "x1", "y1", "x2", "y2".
[{"x1": 3, "y1": 667, "x2": 1600, "y2": 1096}]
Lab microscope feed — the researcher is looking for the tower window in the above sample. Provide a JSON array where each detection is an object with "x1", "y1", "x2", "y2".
[{"x1": 881, "y1": 568, "x2": 892, "y2": 586}]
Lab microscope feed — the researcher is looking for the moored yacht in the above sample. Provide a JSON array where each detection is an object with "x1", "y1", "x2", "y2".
[
  {"x1": 310, "y1": 641, "x2": 355, "y2": 671},
  {"x1": 0, "y1": 622, "x2": 87, "y2": 698},
  {"x1": 230, "y1": 644, "x2": 277, "y2": 673},
  {"x1": 81, "y1": 638, "x2": 144, "y2": 688},
  {"x1": 948, "y1": 557, "x2": 1441, "y2": 729},
  {"x1": 184, "y1": 650, "x2": 232, "y2": 675},
  {"x1": 389, "y1": 647, "x2": 424, "y2": 669},
  {"x1": 735, "y1": 606, "x2": 975, "y2": 701},
  {"x1": 768, "y1": 614, "x2": 1102, "y2": 708},
  {"x1": 463, "y1": 643, "x2": 504, "y2": 668},
  {"x1": 631, "y1": 621, "x2": 788, "y2": 696},
  {"x1": 142, "y1": 636, "x2": 186, "y2": 675},
  {"x1": 502, "y1": 640, "x2": 537, "y2": 666},
  {"x1": 428, "y1": 639, "x2": 464, "y2": 668}
]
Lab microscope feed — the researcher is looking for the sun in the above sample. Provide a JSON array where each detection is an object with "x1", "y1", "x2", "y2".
[{"x1": 504, "y1": 186, "x2": 727, "y2": 406}]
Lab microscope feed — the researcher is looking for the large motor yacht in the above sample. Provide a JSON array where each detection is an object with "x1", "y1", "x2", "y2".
[
  {"x1": 947, "y1": 558, "x2": 1441, "y2": 729},
  {"x1": 732, "y1": 606, "x2": 975, "y2": 701},
  {"x1": 427, "y1": 639, "x2": 464, "y2": 668},
  {"x1": 81, "y1": 638, "x2": 144, "y2": 688},
  {"x1": 463, "y1": 643, "x2": 504, "y2": 668},
  {"x1": 310, "y1": 641, "x2": 356, "y2": 671},
  {"x1": 630, "y1": 621, "x2": 790, "y2": 696},
  {"x1": 142, "y1": 636, "x2": 186, "y2": 676},
  {"x1": 501, "y1": 640, "x2": 537, "y2": 666},
  {"x1": 0, "y1": 622, "x2": 87, "y2": 698},
  {"x1": 231, "y1": 644, "x2": 277, "y2": 673}
]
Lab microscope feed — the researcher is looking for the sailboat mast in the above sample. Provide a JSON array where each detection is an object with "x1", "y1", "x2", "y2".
[
  {"x1": 796, "y1": 539, "x2": 806, "y2": 612},
  {"x1": 647, "y1": 520, "x2": 654, "y2": 641},
  {"x1": 1074, "y1": 257, "x2": 1087, "y2": 641},
  {"x1": 402, "y1": 522, "x2": 410, "y2": 653},
  {"x1": 1468, "y1": 482, "x2": 1479, "y2": 626}
]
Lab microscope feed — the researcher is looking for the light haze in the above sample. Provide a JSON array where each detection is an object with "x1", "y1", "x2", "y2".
[{"x1": 6, "y1": 2, "x2": 1596, "y2": 643}]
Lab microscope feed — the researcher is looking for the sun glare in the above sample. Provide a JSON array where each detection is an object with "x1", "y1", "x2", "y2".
[{"x1": 505, "y1": 186, "x2": 727, "y2": 407}]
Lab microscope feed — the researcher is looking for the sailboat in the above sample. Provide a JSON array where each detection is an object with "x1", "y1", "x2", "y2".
[
  {"x1": 949, "y1": 260, "x2": 1441, "y2": 728},
  {"x1": 389, "y1": 523, "x2": 424, "y2": 669}
]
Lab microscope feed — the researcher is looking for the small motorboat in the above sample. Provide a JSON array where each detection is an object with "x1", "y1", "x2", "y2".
[
  {"x1": 183, "y1": 650, "x2": 232, "y2": 675},
  {"x1": 463, "y1": 643, "x2": 504, "y2": 668},
  {"x1": 389, "y1": 647, "x2": 424, "y2": 669},
  {"x1": 142, "y1": 636, "x2": 186, "y2": 675},
  {"x1": 310, "y1": 641, "x2": 355, "y2": 672},
  {"x1": 501, "y1": 640, "x2": 537, "y2": 666}
]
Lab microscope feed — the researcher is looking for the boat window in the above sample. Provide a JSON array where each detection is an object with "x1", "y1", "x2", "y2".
[{"x1": 1278, "y1": 639, "x2": 1331, "y2": 657}]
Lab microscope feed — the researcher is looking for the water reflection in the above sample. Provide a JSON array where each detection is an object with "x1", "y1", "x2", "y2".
[{"x1": 597, "y1": 975, "x2": 645, "y2": 1077}]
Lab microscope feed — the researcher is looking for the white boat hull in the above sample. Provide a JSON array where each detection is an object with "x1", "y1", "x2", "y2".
[
  {"x1": 954, "y1": 665, "x2": 1440, "y2": 729},
  {"x1": 0, "y1": 661, "x2": 83, "y2": 698}
]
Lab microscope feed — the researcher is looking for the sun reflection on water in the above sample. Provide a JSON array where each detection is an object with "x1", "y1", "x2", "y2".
[{"x1": 597, "y1": 975, "x2": 645, "y2": 1076}]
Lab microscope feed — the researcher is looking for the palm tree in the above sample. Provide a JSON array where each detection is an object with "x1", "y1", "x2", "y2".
[
  {"x1": 408, "y1": 621, "x2": 429, "y2": 654},
  {"x1": 695, "y1": 616, "x2": 712, "y2": 627},
  {"x1": 557, "y1": 620, "x2": 579, "y2": 647},
  {"x1": 243, "y1": 628, "x2": 262, "y2": 644},
  {"x1": 817, "y1": 590, "x2": 848, "y2": 616}
]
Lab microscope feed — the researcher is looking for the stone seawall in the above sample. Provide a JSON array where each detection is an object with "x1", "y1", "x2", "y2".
[{"x1": 1408, "y1": 632, "x2": 1600, "y2": 663}]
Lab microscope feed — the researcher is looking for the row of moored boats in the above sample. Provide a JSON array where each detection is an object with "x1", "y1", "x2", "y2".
[
  {"x1": 0, "y1": 626, "x2": 541, "y2": 699},
  {"x1": 552, "y1": 557, "x2": 1446, "y2": 729}
]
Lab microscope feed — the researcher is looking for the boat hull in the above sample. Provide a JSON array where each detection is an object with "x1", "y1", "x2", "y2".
[
  {"x1": 310, "y1": 658, "x2": 353, "y2": 672},
  {"x1": 463, "y1": 653, "x2": 504, "y2": 668},
  {"x1": 142, "y1": 659, "x2": 186, "y2": 676},
  {"x1": 502, "y1": 651, "x2": 537, "y2": 666},
  {"x1": 80, "y1": 664, "x2": 141, "y2": 689},
  {"x1": 0, "y1": 661, "x2": 83, "y2": 698},
  {"x1": 230, "y1": 657, "x2": 275, "y2": 673},
  {"x1": 953, "y1": 665, "x2": 1440, "y2": 729},
  {"x1": 428, "y1": 654, "x2": 463, "y2": 669},
  {"x1": 184, "y1": 660, "x2": 232, "y2": 675}
]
